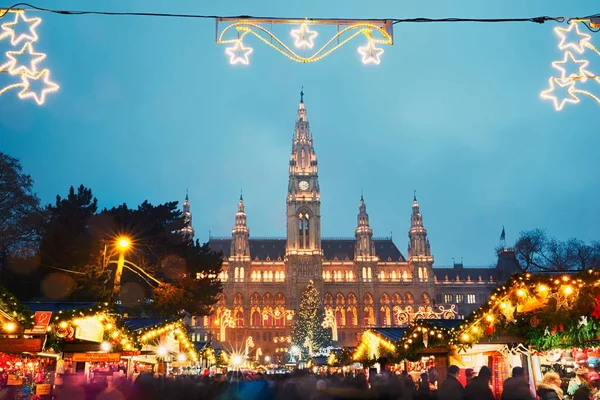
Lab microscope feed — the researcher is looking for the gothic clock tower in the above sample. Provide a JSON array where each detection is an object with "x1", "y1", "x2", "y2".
[{"x1": 285, "y1": 90, "x2": 323, "y2": 307}]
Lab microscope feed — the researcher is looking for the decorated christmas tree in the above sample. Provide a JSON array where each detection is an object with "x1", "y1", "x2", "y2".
[{"x1": 291, "y1": 280, "x2": 332, "y2": 356}]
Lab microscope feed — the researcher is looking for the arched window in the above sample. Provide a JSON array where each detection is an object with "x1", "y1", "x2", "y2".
[
  {"x1": 348, "y1": 270, "x2": 354, "y2": 281},
  {"x1": 275, "y1": 293, "x2": 285, "y2": 305},
  {"x1": 367, "y1": 267, "x2": 372, "y2": 281},
  {"x1": 234, "y1": 293, "x2": 243, "y2": 305},
  {"x1": 324, "y1": 293, "x2": 333, "y2": 306},
  {"x1": 234, "y1": 267, "x2": 239, "y2": 281},
  {"x1": 235, "y1": 310, "x2": 244, "y2": 327},
  {"x1": 336, "y1": 293, "x2": 345, "y2": 305},
  {"x1": 418, "y1": 267, "x2": 423, "y2": 280},
  {"x1": 263, "y1": 293, "x2": 273, "y2": 305},
  {"x1": 363, "y1": 293, "x2": 374, "y2": 326},
  {"x1": 239, "y1": 266, "x2": 244, "y2": 282},
  {"x1": 391, "y1": 271, "x2": 397, "y2": 281},
  {"x1": 405, "y1": 293, "x2": 414, "y2": 304},
  {"x1": 298, "y1": 212, "x2": 310, "y2": 249},
  {"x1": 423, "y1": 268, "x2": 429, "y2": 280},
  {"x1": 402, "y1": 271, "x2": 409, "y2": 281},
  {"x1": 421, "y1": 293, "x2": 431, "y2": 304},
  {"x1": 250, "y1": 293, "x2": 260, "y2": 305},
  {"x1": 380, "y1": 270, "x2": 386, "y2": 281},
  {"x1": 392, "y1": 293, "x2": 402, "y2": 304},
  {"x1": 380, "y1": 305, "x2": 391, "y2": 326},
  {"x1": 263, "y1": 306, "x2": 273, "y2": 326},
  {"x1": 362, "y1": 267, "x2": 367, "y2": 280},
  {"x1": 251, "y1": 309, "x2": 261, "y2": 326}
]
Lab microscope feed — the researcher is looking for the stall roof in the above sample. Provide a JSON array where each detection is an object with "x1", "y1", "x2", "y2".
[
  {"x1": 22, "y1": 302, "x2": 98, "y2": 313},
  {"x1": 122, "y1": 317, "x2": 175, "y2": 331},
  {"x1": 414, "y1": 319, "x2": 463, "y2": 330},
  {"x1": 372, "y1": 328, "x2": 408, "y2": 342}
]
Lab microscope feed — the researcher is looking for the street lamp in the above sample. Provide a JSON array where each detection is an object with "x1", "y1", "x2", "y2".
[
  {"x1": 264, "y1": 355, "x2": 271, "y2": 363},
  {"x1": 113, "y1": 236, "x2": 131, "y2": 299}
]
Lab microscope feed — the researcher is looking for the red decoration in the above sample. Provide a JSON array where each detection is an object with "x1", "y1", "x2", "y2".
[
  {"x1": 486, "y1": 325, "x2": 495, "y2": 335},
  {"x1": 551, "y1": 325, "x2": 565, "y2": 335},
  {"x1": 591, "y1": 295, "x2": 600, "y2": 319}
]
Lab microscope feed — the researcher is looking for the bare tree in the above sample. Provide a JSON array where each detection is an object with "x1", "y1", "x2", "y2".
[{"x1": 514, "y1": 229, "x2": 599, "y2": 271}]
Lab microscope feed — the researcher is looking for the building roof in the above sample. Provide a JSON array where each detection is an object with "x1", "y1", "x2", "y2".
[
  {"x1": 371, "y1": 327, "x2": 408, "y2": 342},
  {"x1": 414, "y1": 319, "x2": 462, "y2": 330},
  {"x1": 432, "y1": 265, "x2": 497, "y2": 282},
  {"x1": 208, "y1": 238, "x2": 406, "y2": 262}
]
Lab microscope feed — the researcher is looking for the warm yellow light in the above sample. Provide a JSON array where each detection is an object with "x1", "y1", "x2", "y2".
[
  {"x1": 3, "y1": 322, "x2": 16, "y2": 333},
  {"x1": 485, "y1": 315, "x2": 494, "y2": 323},
  {"x1": 564, "y1": 285, "x2": 574, "y2": 296},
  {"x1": 538, "y1": 284, "x2": 548, "y2": 293},
  {"x1": 471, "y1": 326, "x2": 479, "y2": 334},
  {"x1": 500, "y1": 302, "x2": 507, "y2": 309},
  {"x1": 541, "y1": 78, "x2": 581, "y2": 111},
  {"x1": 100, "y1": 341, "x2": 111, "y2": 351},
  {"x1": 516, "y1": 289, "x2": 526, "y2": 297},
  {"x1": 291, "y1": 23, "x2": 318, "y2": 49},
  {"x1": 0, "y1": 42, "x2": 46, "y2": 76},
  {"x1": 225, "y1": 39, "x2": 253, "y2": 65},
  {"x1": 117, "y1": 237, "x2": 131, "y2": 251},
  {"x1": 59, "y1": 321, "x2": 68, "y2": 329},
  {"x1": 105, "y1": 323, "x2": 113, "y2": 330},
  {"x1": 461, "y1": 333, "x2": 470, "y2": 342},
  {"x1": 73, "y1": 319, "x2": 81, "y2": 326},
  {"x1": 358, "y1": 38, "x2": 384, "y2": 65},
  {"x1": 177, "y1": 353, "x2": 187, "y2": 362},
  {"x1": 0, "y1": 10, "x2": 41, "y2": 46},
  {"x1": 562, "y1": 276, "x2": 570, "y2": 282},
  {"x1": 555, "y1": 22, "x2": 592, "y2": 54},
  {"x1": 16, "y1": 69, "x2": 59, "y2": 106},
  {"x1": 111, "y1": 331, "x2": 119, "y2": 338}
]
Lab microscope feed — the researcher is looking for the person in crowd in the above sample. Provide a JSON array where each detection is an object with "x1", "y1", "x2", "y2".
[
  {"x1": 466, "y1": 369, "x2": 476, "y2": 386},
  {"x1": 502, "y1": 367, "x2": 534, "y2": 400},
  {"x1": 573, "y1": 387, "x2": 593, "y2": 400},
  {"x1": 438, "y1": 365, "x2": 465, "y2": 400},
  {"x1": 416, "y1": 372, "x2": 431, "y2": 400},
  {"x1": 465, "y1": 366, "x2": 495, "y2": 400},
  {"x1": 537, "y1": 371, "x2": 564, "y2": 400},
  {"x1": 569, "y1": 369, "x2": 590, "y2": 397}
]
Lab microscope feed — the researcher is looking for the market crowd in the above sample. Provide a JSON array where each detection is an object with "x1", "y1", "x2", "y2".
[{"x1": 46, "y1": 363, "x2": 600, "y2": 400}]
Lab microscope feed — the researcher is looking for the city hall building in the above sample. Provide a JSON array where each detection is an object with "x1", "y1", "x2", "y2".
[{"x1": 183, "y1": 92, "x2": 518, "y2": 355}]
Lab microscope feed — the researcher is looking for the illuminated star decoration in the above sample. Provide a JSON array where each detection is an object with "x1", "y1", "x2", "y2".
[
  {"x1": 552, "y1": 51, "x2": 593, "y2": 83},
  {"x1": 358, "y1": 38, "x2": 385, "y2": 65},
  {"x1": 500, "y1": 302, "x2": 516, "y2": 324},
  {"x1": 291, "y1": 23, "x2": 318, "y2": 49},
  {"x1": 18, "y1": 69, "x2": 60, "y2": 105},
  {"x1": 1, "y1": 42, "x2": 46, "y2": 76},
  {"x1": 542, "y1": 21, "x2": 600, "y2": 110},
  {"x1": 0, "y1": 10, "x2": 59, "y2": 105},
  {"x1": 549, "y1": 290, "x2": 570, "y2": 311},
  {"x1": 555, "y1": 22, "x2": 592, "y2": 54},
  {"x1": 225, "y1": 40, "x2": 253, "y2": 65},
  {"x1": 0, "y1": 10, "x2": 41, "y2": 46},
  {"x1": 578, "y1": 316, "x2": 589, "y2": 328}
]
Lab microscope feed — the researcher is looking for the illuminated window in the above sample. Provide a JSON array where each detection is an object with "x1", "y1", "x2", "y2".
[
  {"x1": 467, "y1": 294, "x2": 476, "y2": 304},
  {"x1": 444, "y1": 294, "x2": 453, "y2": 303},
  {"x1": 298, "y1": 213, "x2": 310, "y2": 249},
  {"x1": 456, "y1": 294, "x2": 464, "y2": 303}
]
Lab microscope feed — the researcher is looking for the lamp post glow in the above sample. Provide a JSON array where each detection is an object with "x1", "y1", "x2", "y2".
[{"x1": 113, "y1": 236, "x2": 131, "y2": 299}]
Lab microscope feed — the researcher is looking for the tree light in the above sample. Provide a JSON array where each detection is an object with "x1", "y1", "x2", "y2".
[
  {"x1": 117, "y1": 237, "x2": 131, "y2": 251},
  {"x1": 100, "y1": 341, "x2": 111, "y2": 351},
  {"x1": 564, "y1": 285, "x2": 574, "y2": 296},
  {"x1": 264, "y1": 355, "x2": 271, "y2": 363}
]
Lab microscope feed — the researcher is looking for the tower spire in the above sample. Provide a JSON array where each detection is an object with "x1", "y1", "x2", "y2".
[
  {"x1": 408, "y1": 194, "x2": 433, "y2": 281},
  {"x1": 300, "y1": 86, "x2": 304, "y2": 103},
  {"x1": 180, "y1": 191, "x2": 194, "y2": 241},
  {"x1": 231, "y1": 195, "x2": 250, "y2": 259},
  {"x1": 355, "y1": 195, "x2": 377, "y2": 260}
]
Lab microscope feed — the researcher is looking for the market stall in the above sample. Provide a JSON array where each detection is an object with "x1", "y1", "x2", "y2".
[{"x1": 450, "y1": 271, "x2": 600, "y2": 397}]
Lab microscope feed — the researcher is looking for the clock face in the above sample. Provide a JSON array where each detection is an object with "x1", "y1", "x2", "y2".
[{"x1": 299, "y1": 181, "x2": 309, "y2": 191}]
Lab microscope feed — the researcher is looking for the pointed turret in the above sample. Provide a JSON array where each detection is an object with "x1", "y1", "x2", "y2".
[
  {"x1": 231, "y1": 194, "x2": 250, "y2": 259},
  {"x1": 180, "y1": 190, "x2": 194, "y2": 241},
  {"x1": 355, "y1": 195, "x2": 377, "y2": 260},
  {"x1": 408, "y1": 192, "x2": 433, "y2": 281}
]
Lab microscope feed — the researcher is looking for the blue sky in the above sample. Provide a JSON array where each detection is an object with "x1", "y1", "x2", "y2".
[{"x1": 1, "y1": 0, "x2": 599, "y2": 266}]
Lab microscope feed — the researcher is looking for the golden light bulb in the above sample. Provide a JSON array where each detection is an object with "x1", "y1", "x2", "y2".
[
  {"x1": 516, "y1": 289, "x2": 526, "y2": 297},
  {"x1": 564, "y1": 285, "x2": 574, "y2": 295},
  {"x1": 117, "y1": 237, "x2": 131, "y2": 250},
  {"x1": 471, "y1": 326, "x2": 479, "y2": 334},
  {"x1": 3, "y1": 322, "x2": 16, "y2": 333},
  {"x1": 461, "y1": 333, "x2": 470, "y2": 342},
  {"x1": 485, "y1": 315, "x2": 494, "y2": 323},
  {"x1": 538, "y1": 284, "x2": 548, "y2": 293},
  {"x1": 59, "y1": 321, "x2": 68, "y2": 329}
]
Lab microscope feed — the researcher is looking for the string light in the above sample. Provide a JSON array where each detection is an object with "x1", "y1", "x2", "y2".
[
  {"x1": 291, "y1": 23, "x2": 318, "y2": 49},
  {"x1": 0, "y1": 9, "x2": 58, "y2": 105},
  {"x1": 358, "y1": 36, "x2": 385, "y2": 65},
  {"x1": 17, "y1": 69, "x2": 60, "y2": 105},
  {"x1": 0, "y1": 10, "x2": 41, "y2": 46},
  {"x1": 541, "y1": 77, "x2": 581, "y2": 111},
  {"x1": 555, "y1": 22, "x2": 592, "y2": 54},
  {"x1": 217, "y1": 20, "x2": 393, "y2": 65},
  {"x1": 225, "y1": 38, "x2": 253, "y2": 65},
  {"x1": 1, "y1": 42, "x2": 46, "y2": 76}
]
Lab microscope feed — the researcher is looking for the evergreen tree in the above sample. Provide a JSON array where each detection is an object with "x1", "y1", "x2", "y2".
[{"x1": 291, "y1": 280, "x2": 332, "y2": 356}]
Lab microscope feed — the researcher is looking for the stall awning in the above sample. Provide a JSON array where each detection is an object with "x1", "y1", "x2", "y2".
[{"x1": 371, "y1": 328, "x2": 407, "y2": 343}]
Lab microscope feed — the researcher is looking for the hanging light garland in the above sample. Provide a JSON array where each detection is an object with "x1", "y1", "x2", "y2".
[
  {"x1": 541, "y1": 19, "x2": 600, "y2": 111},
  {"x1": 0, "y1": 9, "x2": 59, "y2": 105},
  {"x1": 136, "y1": 320, "x2": 198, "y2": 363},
  {"x1": 449, "y1": 270, "x2": 600, "y2": 351},
  {"x1": 216, "y1": 18, "x2": 393, "y2": 65}
]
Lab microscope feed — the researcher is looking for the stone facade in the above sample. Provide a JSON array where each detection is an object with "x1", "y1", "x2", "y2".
[{"x1": 187, "y1": 93, "x2": 519, "y2": 359}]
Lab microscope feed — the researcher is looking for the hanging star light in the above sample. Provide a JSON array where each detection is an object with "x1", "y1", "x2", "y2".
[
  {"x1": 1, "y1": 42, "x2": 46, "y2": 76},
  {"x1": 555, "y1": 22, "x2": 592, "y2": 54},
  {"x1": 541, "y1": 77, "x2": 581, "y2": 111},
  {"x1": 551, "y1": 51, "x2": 593, "y2": 83},
  {"x1": 358, "y1": 38, "x2": 385, "y2": 65},
  {"x1": 225, "y1": 39, "x2": 253, "y2": 65},
  {"x1": 0, "y1": 10, "x2": 41, "y2": 46},
  {"x1": 216, "y1": 18, "x2": 393, "y2": 65},
  {"x1": 17, "y1": 69, "x2": 59, "y2": 105},
  {"x1": 0, "y1": 9, "x2": 58, "y2": 105},
  {"x1": 291, "y1": 23, "x2": 318, "y2": 49}
]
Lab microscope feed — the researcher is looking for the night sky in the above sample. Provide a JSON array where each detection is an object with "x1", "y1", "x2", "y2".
[{"x1": 1, "y1": 0, "x2": 599, "y2": 266}]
